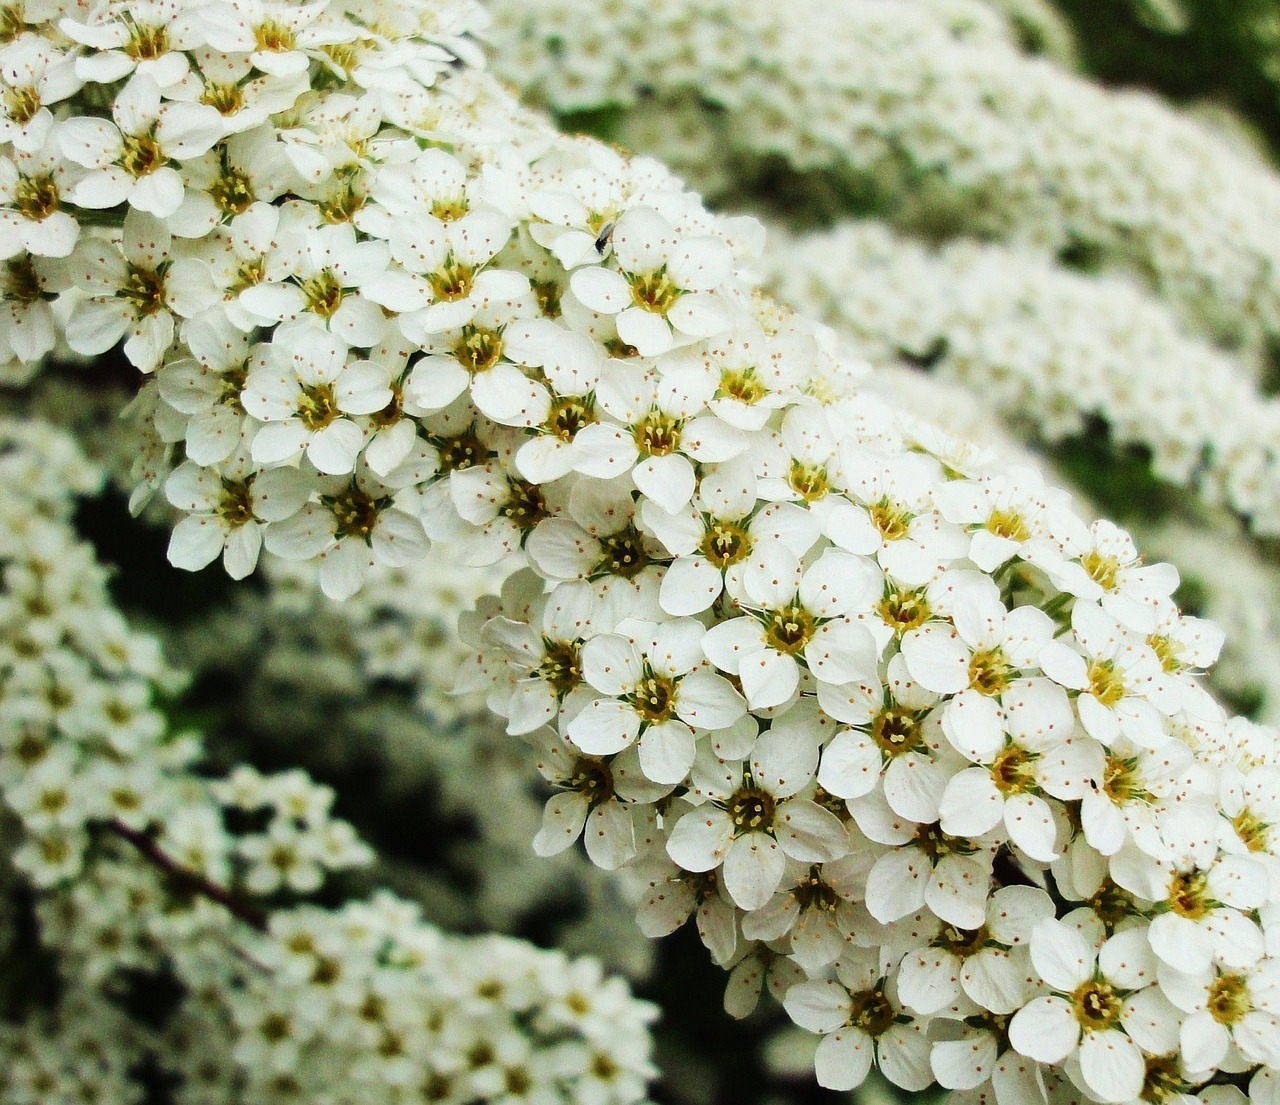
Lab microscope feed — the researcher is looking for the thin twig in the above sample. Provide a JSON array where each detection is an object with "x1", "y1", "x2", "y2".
[{"x1": 108, "y1": 819, "x2": 269, "y2": 932}]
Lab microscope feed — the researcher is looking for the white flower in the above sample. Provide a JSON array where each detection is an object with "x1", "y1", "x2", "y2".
[
  {"x1": 392, "y1": 207, "x2": 520, "y2": 338},
  {"x1": 643, "y1": 456, "x2": 819, "y2": 617},
  {"x1": 636, "y1": 858, "x2": 739, "y2": 966},
  {"x1": 0, "y1": 249, "x2": 71, "y2": 366},
  {"x1": 65, "y1": 210, "x2": 214, "y2": 370},
  {"x1": 570, "y1": 357, "x2": 744, "y2": 513},
  {"x1": 1159, "y1": 958, "x2": 1280, "y2": 1073},
  {"x1": 937, "y1": 678, "x2": 1091, "y2": 863},
  {"x1": 566, "y1": 617, "x2": 745, "y2": 784},
  {"x1": 896, "y1": 884, "x2": 1054, "y2": 1015},
  {"x1": 938, "y1": 468, "x2": 1074, "y2": 573},
  {"x1": 568, "y1": 205, "x2": 733, "y2": 356},
  {"x1": 0, "y1": 140, "x2": 80, "y2": 258},
  {"x1": 62, "y1": 1, "x2": 199, "y2": 88},
  {"x1": 200, "y1": 0, "x2": 355, "y2": 78},
  {"x1": 783, "y1": 953, "x2": 933, "y2": 1092},
  {"x1": 827, "y1": 449, "x2": 968, "y2": 586},
  {"x1": 1040, "y1": 601, "x2": 1174, "y2": 749},
  {"x1": 241, "y1": 320, "x2": 388, "y2": 475},
  {"x1": 237, "y1": 220, "x2": 406, "y2": 347},
  {"x1": 740, "y1": 863, "x2": 865, "y2": 972},
  {"x1": 816, "y1": 659, "x2": 947, "y2": 818},
  {"x1": 60, "y1": 74, "x2": 223, "y2": 217},
  {"x1": 665, "y1": 730, "x2": 847, "y2": 910},
  {"x1": 700, "y1": 319, "x2": 807, "y2": 432},
  {"x1": 854, "y1": 793, "x2": 994, "y2": 930},
  {"x1": 529, "y1": 731, "x2": 668, "y2": 871},
  {"x1": 511, "y1": 330, "x2": 605, "y2": 484},
  {"x1": 0, "y1": 36, "x2": 80, "y2": 153},
  {"x1": 1079, "y1": 735, "x2": 1193, "y2": 858},
  {"x1": 156, "y1": 310, "x2": 256, "y2": 464},
  {"x1": 1008, "y1": 920, "x2": 1161, "y2": 1105},
  {"x1": 701, "y1": 539, "x2": 881, "y2": 710},
  {"x1": 164, "y1": 456, "x2": 310, "y2": 579},
  {"x1": 264, "y1": 470, "x2": 428, "y2": 600},
  {"x1": 1045, "y1": 519, "x2": 1180, "y2": 634},
  {"x1": 404, "y1": 307, "x2": 550, "y2": 428},
  {"x1": 1125, "y1": 852, "x2": 1269, "y2": 975}
]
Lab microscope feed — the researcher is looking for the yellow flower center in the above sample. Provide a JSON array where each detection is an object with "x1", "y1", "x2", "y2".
[
  {"x1": 218, "y1": 480, "x2": 254, "y2": 528},
  {"x1": 1082, "y1": 549, "x2": 1121, "y2": 591},
  {"x1": 718, "y1": 366, "x2": 768, "y2": 405},
  {"x1": 1088, "y1": 660, "x2": 1126, "y2": 707},
  {"x1": 847, "y1": 988, "x2": 896, "y2": 1037},
  {"x1": 296, "y1": 382, "x2": 338, "y2": 431},
  {"x1": 633, "y1": 409, "x2": 681, "y2": 457},
  {"x1": 125, "y1": 22, "x2": 170, "y2": 61},
  {"x1": 1231, "y1": 806, "x2": 1270, "y2": 853},
  {"x1": 727, "y1": 786, "x2": 775, "y2": 833},
  {"x1": 700, "y1": 519, "x2": 752, "y2": 569},
  {"x1": 429, "y1": 257, "x2": 475, "y2": 302},
  {"x1": 3, "y1": 83, "x2": 38, "y2": 124},
  {"x1": 254, "y1": 18, "x2": 296, "y2": 53},
  {"x1": 210, "y1": 166, "x2": 256, "y2": 216},
  {"x1": 787, "y1": 459, "x2": 830, "y2": 502},
  {"x1": 870, "y1": 706, "x2": 926, "y2": 758},
  {"x1": 877, "y1": 587, "x2": 931, "y2": 635},
  {"x1": 990, "y1": 743, "x2": 1038, "y2": 795},
  {"x1": 569, "y1": 757, "x2": 614, "y2": 807},
  {"x1": 763, "y1": 602, "x2": 815, "y2": 655},
  {"x1": 968, "y1": 647, "x2": 1013, "y2": 696},
  {"x1": 1070, "y1": 980, "x2": 1122, "y2": 1032},
  {"x1": 792, "y1": 867, "x2": 839, "y2": 912},
  {"x1": 628, "y1": 267, "x2": 681, "y2": 314},
  {"x1": 330, "y1": 487, "x2": 381, "y2": 540},
  {"x1": 1206, "y1": 974, "x2": 1251, "y2": 1026},
  {"x1": 301, "y1": 269, "x2": 344, "y2": 318},
  {"x1": 1167, "y1": 868, "x2": 1211, "y2": 921},
  {"x1": 454, "y1": 325, "x2": 504, "y2": 374},
  {"x1": 538, "y1": 638, "x2": 582, "y2": 698},
  {"x1": 120, "y1": 130, "x2": 165, "y2": 177},
  {"x1": 868, "y1": 498, "x2": 911, "y2": 541},
  {"x1": 594, "y1": 525, "x2": 649, "y2": 579},
  {"x1": 122, "y1": 265, "x2": 166, "y2": 316},
  {"x1": 985, "y1": 509, "x2": 1029, "y2": 542},
  {"x1": 630, "y1": 670, "x2": 677, "y2": 724},
  {"x1": 201, "y1": 81, "x2": 245, "y2": 116},
  {"x1": 13, "y1": 172, "x2": 58, "y2": 220}
]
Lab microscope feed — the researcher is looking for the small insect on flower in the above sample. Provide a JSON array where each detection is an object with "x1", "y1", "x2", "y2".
[{"x1": 594, "y1": 221, "x2": 615, "y2": 254}]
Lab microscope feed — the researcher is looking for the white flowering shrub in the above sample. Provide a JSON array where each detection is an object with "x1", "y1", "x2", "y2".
[
  {"x1": 0, "y1": 417, "x2": 659, "y2": 1104},
  {"x1": 1, "y1": 1, "x2": 1279, "y2": 1105}
]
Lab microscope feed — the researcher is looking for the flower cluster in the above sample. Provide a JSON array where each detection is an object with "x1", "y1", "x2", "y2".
[
  {"x1": 767, "y1": 220, "x2": 1280, "y2": 534},
  {"x1": 487, "y1": 0, "x2": 1280, "y2": 365},
  {"x1": 5, "y1": 0, "x2": 1280, "y2": 1102},
  {"x1": 0, "y1": 416, "x2": 659, "y2": 1105}
]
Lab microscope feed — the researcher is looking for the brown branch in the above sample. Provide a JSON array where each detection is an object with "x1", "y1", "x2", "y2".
[{"x1": 107, "y1": 819, "x2": 269, "y2": 932}]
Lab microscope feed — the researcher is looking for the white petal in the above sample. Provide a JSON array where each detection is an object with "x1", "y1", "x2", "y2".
[
  {"x1": 583, "y1": 800, "x2": 636, "y2": 870},
  {"x1": 776, "y1": 800, "x2": 848, "y2": 863},
  {"x1": 566, "y1": 698, "x2": 640, "y2": 755},
  {"x1": 722, "y1": 832, "x2": 784, "y2": 911},
  {"x1": 638, "y1": 721, "x2": 696, "y2": 785},
  {"x1": 1077, "y1": 1029, "x2": 1144, "y2": 1105},
  {"x1": 532, "y1": 793, "x2": 589, "y2": 856},
  {"x1": 666, "y1": 807, "x2": 733, "y2": 872},
  {"x1": 1030, "y1": 919, "x2": 1094, "y2": 992},
  {"x1": 1008, "y1": 996, "x2": 1079, "y2": 1063},
  {"x1": 817, "y1": 729, "x2": 881, "y2": 800},
  {"x1": 813, "y1": 1029, "x2": 873, "y2": 1092}
]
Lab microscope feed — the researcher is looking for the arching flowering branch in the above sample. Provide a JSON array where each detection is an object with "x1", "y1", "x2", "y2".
[
  {"x1": 0, "y1": 417, "x2": 660, "y2": 1104},
  {"x1": 0, "y1": 0, "x2": 1278, "y2": 1102}
]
